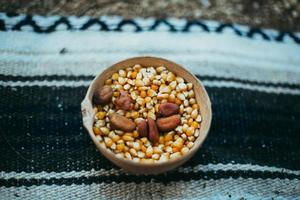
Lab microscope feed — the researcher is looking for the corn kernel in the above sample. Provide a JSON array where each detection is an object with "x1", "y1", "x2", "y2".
[
  {"x1": 170, "y1": 152, "x2": 181, "y2": 159},
  {"x1": 181, "y1": 147, "x2": 189, "y2": 155},
  {"x1": 96, "y1": 111, "x2": 106, "y2": 120},
  {"x1": 156, "y1": 66, "x2": 166, "y2": 73},
  {"x1": 175, "y1": 99, "x2": 182, "y2": 105},
  {"x1": 189, "y1": 98, "x2": 196, "y2": 105},
  {"x1": 100, "y1": 127, "x2": 109, "y2": 135},
  {"x1": 164, "y1": 134, "x2": 173, "y2": 142},
  {"x1": 141, "y1": 137, "x2": 148, "y2": 144},
  {"x1": 115, "y1": 153, "x2": 124, "y2": 159},
  {"x1": 191, "y1": 109, "x2": 198, "y2": 119},
  {"x1": 159, "y1": 153, "x2": 169, "y2": 162},
  {"x1": 186, "y1": 127, "x2": 195, "y2": 136},
  {"x1": 167, "y1": 72, "x2": 175, "y2": 82},
  {"x1": 152, "y1": 154, "x2": 160, "y2": 160},
  {"x1": 159, "y1": 84, "x2": 171, "y2": 93},
  {"x1": 176, "y1": 77, "x2": 184, "y2": 83},
  {"x1": 177, "y1": 83, "x2": 187, "y2": 91},
  {"x1": 93, "y1": 127, "x2": 102, "y2": 135},
  {"x1": 141, "y1": 145, "x2": 147, "y2": 153},
  {"x1": 196, "y1": 115, "x2": 202, "y2": 122},
  {"x1": 123, "y1": 84, "x2": 130, "y2": 90},
  {"x1": 188, "y1": 136, "x2": 195, "y2": 142},
  {"x1": 104, "y1": 137, "x2": 113, "y2": 147},
  {"x1": 129, "y1": 148, "x2": 138, "y2": 156},
  {"x1": 135, "y1": 79, "x2": 144, "y2": 87},
  {"x1": 122, "y1": 135, "x2": 134, "y2": 141},
  {"x1": 133, "y1": 64, "x2": 142, "y2": 71},
  {"x1": 105, "y1": 79, "x2": 112, "y2": 85},
  {"x1": 192, "y1": 104, "x2": 198, "y2": 109},
  {"x1": 151, "y1": 84, "x2": 159, "y2": 91},
  {"x1": 147, "y1": 89, "x2": 157, "y2": 97},
  {"x1": 187, "y1": 142, "x2": 194, "y2": 149},
  {"x1": 140, "y1": 90, "x2": 147, "y2": 98},
  {"x1": 177, "y1": 93, "x2": 186, "y2": 101},
  {"x1": 125, "y1": 152, "x2": 132, "y2": 159},
  {"x1": 112, "y1": 135, "x2": 120, "y2": 142},
  {"x1": 188, "y1": 90, "x2": 195, "y2": 98},
  {"x1": 112, "y1": 73, "x2": 119, "y2": 80},
  {"x1": 172, "y1": 147, "x2": 180, "y2": 153},
  {"x1": 118, "y1": 77, "x2": 126, "y2": 85},
  {"x1": 133, "y1": 142, "x2": 141, "y2": 150},
  {"x1": 191, "y1": 121, "x2": 199, "y2": 129},
  {"x1": 131, "y1": 71, "x2": 138, "y2": 79},
  {"x1": 159, "y1": 136, "x2": 164, "y2": 144},
  {"x1": 119, "y1": 69, "x2": 126, "y2": 78}
]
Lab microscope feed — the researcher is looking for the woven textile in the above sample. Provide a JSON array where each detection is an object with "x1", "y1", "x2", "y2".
[{"x1": 0, "y1": 12, "x2": 299, "y2": 199}]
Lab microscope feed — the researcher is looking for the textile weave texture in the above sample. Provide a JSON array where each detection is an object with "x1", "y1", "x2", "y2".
[{"x1": 0, "y1": 12, "x2": 299, "y2": 199}]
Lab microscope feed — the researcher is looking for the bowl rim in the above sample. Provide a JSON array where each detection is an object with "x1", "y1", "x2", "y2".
[{"x1": 81, "y1": 56, "x2": 212, "y2": 167}]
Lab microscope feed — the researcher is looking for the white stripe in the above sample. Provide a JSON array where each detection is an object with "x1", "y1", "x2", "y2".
[
  {"x1": 1, "y1": 178, "x2": 299, "y2": 199},
  {"x1": 0, "y1": 80, "x2": 299, "y2": 95},
  {"x1": 1, "y1": 163, "x2": 299, "y2": 180},
  {"x1": 0, "y1": 31, "x2": 300, "y2": 85}
]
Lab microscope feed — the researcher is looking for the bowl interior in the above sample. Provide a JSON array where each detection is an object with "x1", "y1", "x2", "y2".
[{"x1": 81, "y1": 56, "x2": 212, "y2": 174}]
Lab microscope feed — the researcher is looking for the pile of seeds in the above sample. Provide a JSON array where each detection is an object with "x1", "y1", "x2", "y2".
[{"x1": 92, "y1": 64, "x2": 201, "y2": 163}]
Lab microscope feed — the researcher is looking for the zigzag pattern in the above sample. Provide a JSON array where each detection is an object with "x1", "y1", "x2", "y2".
[{"x1": 0, "y1": 12, "x2": 299, "y2": 44}]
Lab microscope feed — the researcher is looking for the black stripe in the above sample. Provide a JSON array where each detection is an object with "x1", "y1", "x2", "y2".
[
  {"x1": 1, "y1": 74, "x2": 299, "y2": 89},
  {"x1": 0, "y1": 86, "x2": 299, "y2": 174},
  {"x1": 0, "y1": 170, "x2": 299, "y2": 187},
  {"x1": 0, "y1": 13, "x2": 299, "y2": 44}
]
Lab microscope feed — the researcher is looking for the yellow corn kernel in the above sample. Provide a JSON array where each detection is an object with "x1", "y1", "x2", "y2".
[
  {"x1": 112, "y1": 73, "x2": 119, "y2": 80},
  {"x1": 129, "y1": 148, "x2": 138, "y2": 156},
  {"x1": 192, "y1": 104, "x2": 198, "y2": 109},
  {"x1": 164, "y1": 134, "x2": 173, "y2": 142},
  {"x1": 141, "y1": 137, "x2": 148, "y2": 144},
  {"x1": 122, "y1": 134, "x2": 134, "y2": 141},
  {"x1": 116, "y1": 143, "x2": 125, "y2": 152},
  {"x1": 186, "y1": 127, "x2": 195, "y2": 136},
  {"x1": 167, "y1": 72, "x2": 175, "y2": 82},
  {"x1": 131, "y1": 71, "x2": 138, "y2": 79},
  {"x1": 133, "y1": 130, "x2": 139, "y2": 138},
  {"x1": 191, "y1": 121, "x2": 199, "y2": 129},
  {"x1": 118, "y1": 69, "x2": 126, "y2": 78},
  {"x1": 131, "y1": 111, "x2": 139, "y2": 119},
  {"x1": 191, "y1": 109, "x2": 198, "y2": 119},
  {"x1": 145, "y1": 96, "x2": 152, "y2": 103},
  {"x1": 104, "y1": 137, "x2": 113, "y2": 147},
  {"x1": 125, "y1": 112, "x2": 131, "y2": 118},
  {"x1": 151, "y1": 84, "x2": 159, "y2": 91},
  {"x1": 113, "y1": 91, "x2": 120, "y2": 97},
  {"x1": 187, "y1": 142, "x2": 194, "y2": 149},
  {"x1": 168, "y1": 94, "x2": 176, "y2": 103},
  {"x1": 93, "y1": 127, "x2": 102, "y2": 135},
  {"x1": 112, "y1": 135, "x2": 120, "y2": 142},
  {"x1": 156, "y1": 66, "x2": 166, "y2": 73},
  {"x1": 146, "y1": 146, "x2": 153, "y2": 158},
  {"x1": 96, "y1": 111, "x2": 106, "y2": 120},
  {"x1": 141, "y1": 145, "x2": 147, "y2": 153},
  {"x1": 175, "y1": 99, "x2": 182, "y2": 106},
  {"x1": 105, "y1": 79, "x2": 112, "y2": 85},
  {"x1": 100, "y1": 127, "x2": 109, "y2": 135},
  {"x1": 188, "y1": 118, "x2": 194, "y2": 126},
  {"x1": 135, "y1": 79, "x2": 144, "y2": 87},
  {"x1": 181, "y1": 147, "x2": 189, "y2": 155},
  {"x1": 172, "y1": 147, "x2": 180, "y2": 153},
  {"x1": 147, "y1": 89, "x2": 157, "y2": 97},
  {"x1": 159, "y1": 136, "x2": 164, "y2": 144},
  {"x1": 140, "y1": 90, "x2": 147, "y2": 98},
  {"x1": 172, "y1": 138, "x2": 184, "y2": 149}
]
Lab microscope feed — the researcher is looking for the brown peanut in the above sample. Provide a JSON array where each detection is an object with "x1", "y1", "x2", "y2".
[
  {"x1": 137, "y1": 120, "x2": 148, "y2": 137},
  {"x1": 114, "y1": 90, "x2": 134, "y2": 111},
  {"x1": 159, "y1": 102, "x2": 179, "y2": 117},
  {"x1": 94, "y1": 85, "x2": 113, "y2": 104},
  {"x1": 156, "y1": 114, "x2": 181, "y2": 132},
  {"x1": 147, "y1": 117, "x2": 159, "y2": 143},
  {"x1": 109, "y1": 113, "x2": 136, "y2": 132}
]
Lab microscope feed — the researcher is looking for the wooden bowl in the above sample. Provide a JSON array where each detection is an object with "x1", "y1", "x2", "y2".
[{"x1": 81, "y1": 56, "x2": 212, "y2": 174}]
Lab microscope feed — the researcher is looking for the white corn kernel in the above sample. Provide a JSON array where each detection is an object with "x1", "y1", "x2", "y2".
[
  {"x1": 188, "y1": 90, "x2": 195, "y2": 98},
  {"x1": 191, "y1": 109, "x2": 198, "y2": 119},
  {"x1": 95, "y1": 135, "x2": 103, "y2": 142},
  {"x1": 110, "y1": 143, "x2": 116, "y2": 150},
  {"x1": 194, "y1": 129, "x2": 200, "y2": 137},
  {"x1": 169, "y1": 81, "x2": 177, "y2": 90},
  {"x1": 183, "y1": 100, "x2": 189, "y2": 107},
  {"x1": 157, "y1": 93, "x2": 169, "y2": 100},
  {"x1": 152, "y1": 154, "x2": 160, "y2": 160},
  {"x1": 187, "y1": 142, "x2": 194, "y2": 149},
  {"x1": 137, "y1": 151, "x2": 145, "y2": 158},
  {"x1": 196, "y1": 115, "x2": 202, "y2": 122},
  {"x1": 123, "y1": 84, "x2": 130, "y2": 90},
  {"x1": 125, "y1": 152, "x2": 132, "y2": 160},
  {"x1": 187, "y1": 82, "x2": 193, "y2": 90},
  {"x1": 175, "y1": 126, "x2": 183, "y2": 133},
  {"x1": 177, "y1": 83, "x2": 187, "y2": 91},
  {"x1": 167, "y1": 72, "x2": 175, "y2": 82},
  {"x1": 133, "y1": 142, "x2": 140, "y2": 150},
  {"x1": 177, "y1": 93, "x2": 186, "y2": 101},
  {"x1": 115, "y1": 130, "x2": 124, "y2": 135},
  {"x1": 159, "y1": 85, "x2": 171, "y2": 93},
  {"x1": 118, "y1": 77, "x2": 126, "y2": 85},
  {"x1": 165, "y1": 146, "x2": 173, "y2": 153},
  {"x1": 176, "y1": 77, "x2": 184, "y2": 83},
  {"x1": 135, "y1": 79, "x2": 144, "y2": 87},
  {"x1": 159, "y1": 153, "x2": 169, "y2": 162},
  {"x1": 189, "y1": 98, "x2": 196, "y2": 105},
  {"x1": 170, "y1": 152, "x2": 181, "y2": 159},
  {"x1": 100, "y1": 127, "x2": 109, "y2": 135},
  {"x1": 132, "y1": 157, "x2": 140, "y2": 163},
  {"x1": 181, "y1": 147, "x2": 189, "y2": 155},
  {"x1": 129, "y1": 148, "x2": 138, "y2": 157},
  {"x1": 181, "y1": 133, "x2": 187, "y2": 140},
  {"x1": 185, "y1": 107, "x2": 193, "y2": 114},
  {"x1": 136, "y1": 72, "x2": 142, "y2": 80}
]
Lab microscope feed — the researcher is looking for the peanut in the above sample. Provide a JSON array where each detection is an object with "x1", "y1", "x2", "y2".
[
  {"x1": 109, "y1": 113, "x2": 136, "y2": 132},
  {"x1": 137, "y1": 120, "x2": 148, "y2": 137},
  {"x1": 94, "y1": 85, "x2": 113, "y2": 104},
  {"x1": 147, "y1": 117, "x2": 159, "y2": 143},
  {"x1": 156, "y1": 115, "x2": 181, "y2": 132},
  {"x1": 158, "y1": 102, "x2": 179, "y2": 117},
  {"x1": 114, "y1": 90, "x2": 134, "y2": 111}
]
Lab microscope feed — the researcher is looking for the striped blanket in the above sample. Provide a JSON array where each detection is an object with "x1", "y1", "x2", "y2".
[{"x1": 0, "y1": 13, "x2": 299, "y2": 199}]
